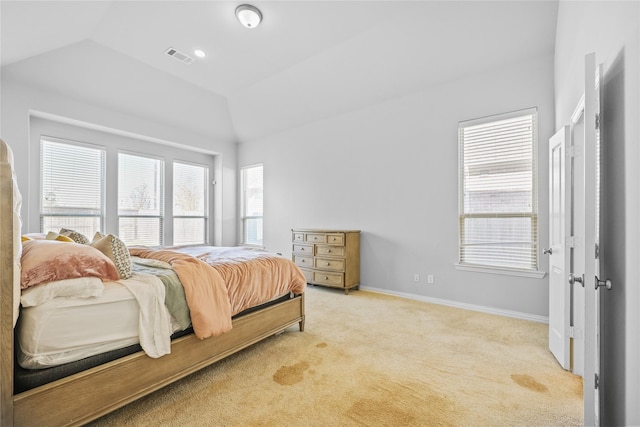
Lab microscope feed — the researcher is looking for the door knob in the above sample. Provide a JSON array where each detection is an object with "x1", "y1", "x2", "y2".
[
  {"x1": 543, "y1": 248, "x2": 553, "y2": 255},
  {"x1": 569, "y1": 273, "x2": 584, "y2": 287},
  {"x1": 595, "y1": 276, "x2": 612, "y2": 290}
]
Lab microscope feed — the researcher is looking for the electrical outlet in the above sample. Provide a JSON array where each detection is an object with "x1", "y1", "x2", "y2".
[
  {"x1": 414, "y1": 274, "x2": 420, "y2": 282},
  {"x1": 427, "y1": 274, "x2": 434, "y2": 284}
]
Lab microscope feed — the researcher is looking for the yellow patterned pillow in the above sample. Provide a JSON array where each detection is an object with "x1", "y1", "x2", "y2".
[
  {"x1": 90, "y1": 233, "x2": 132, "y2": 279},
  {"x1": 59, "y1": 228, "x2": 90, "y2": 245},
  {"x1": 46, "y1": 231, "x2": 74, "y2": 242}
]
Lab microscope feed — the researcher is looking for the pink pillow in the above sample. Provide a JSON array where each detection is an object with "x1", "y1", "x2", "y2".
[{"x1": 21, "y1": 240, "x2": 120, "y2": 289}]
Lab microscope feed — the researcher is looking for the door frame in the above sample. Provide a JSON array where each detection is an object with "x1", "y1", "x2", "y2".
[{"x1": 569, "y1": 95, "x2": 586, "y2": 377}]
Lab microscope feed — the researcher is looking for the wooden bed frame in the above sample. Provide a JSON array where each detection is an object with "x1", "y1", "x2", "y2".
[{"x1": 0, "y1": 138, "x2": 305, "y2": 426}]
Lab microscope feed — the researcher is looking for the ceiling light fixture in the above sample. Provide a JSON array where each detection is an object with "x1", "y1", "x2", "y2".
[
  {"x1": 194, "y1": 49, "x2": 206, "y2": 58},
  {"x1": 235, "y1": 4, "x2": 262, "y2": 29}
]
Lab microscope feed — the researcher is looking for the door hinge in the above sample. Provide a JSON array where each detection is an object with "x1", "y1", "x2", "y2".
[
  {"x1": 596, "y1": 113, "x2": 601, "y2": 130},
  {"x1": 595, "y1": 373, "x2": 600, "y2": 389},
  {"x1": 595, "y1": 243, "x2": 600, "y2": 259},
  {"x1": 568, "y1": 326, "x2": 575, "y2": 338},
  {"x1": 566, "y1": 236, "x2": 576, "y2": 248}
]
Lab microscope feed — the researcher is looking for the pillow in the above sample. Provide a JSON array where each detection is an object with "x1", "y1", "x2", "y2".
[
  {"x1": 22, "y1": 233, "x2": 46, "y2": 240},
  {"x1": 20, "y1": 277, "x2": 104, "y2": 307},
  {"x1": 46, "y1": 231, "x2": 74, "y2": 242},
  {"x1": 59, "y1": 228, "x2": 90, "y2": 245},
  {"x1": 91, "y1": 232, "x2": 132, "y2": 279},
  {"x1": 21, "y1": 240, "x2": 119, "y2": 289},
  {"x1": 131, "y1": 256, "x2": 173, "y2": 270}
]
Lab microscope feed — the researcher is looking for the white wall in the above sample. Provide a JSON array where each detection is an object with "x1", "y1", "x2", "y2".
[
  {"x1": 0, "y1": 77, "x2": 238, "y2": 246},
  {"x1": 555, "y1": 1, "x2": 640, "y2": 425},
  {"x1": 239, "y1": 54, "x2": 555, "y2": 319}
]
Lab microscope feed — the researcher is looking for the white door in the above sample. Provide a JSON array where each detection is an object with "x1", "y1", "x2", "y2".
[
  {"x1": 547, "y1": 126, "x2": 570, "y2": 370},
  {"x1": 582, "y1": 52, "x2": 606, "y2": 427}
]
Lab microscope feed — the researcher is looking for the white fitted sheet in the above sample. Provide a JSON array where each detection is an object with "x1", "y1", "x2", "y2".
[{"x1": 17, "y1": 279, "x2": 173, "y2": 369}]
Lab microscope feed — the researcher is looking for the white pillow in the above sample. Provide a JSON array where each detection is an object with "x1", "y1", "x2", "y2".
[{"x1": 20, "y1": 277, "x2": 104, "y2": 307}]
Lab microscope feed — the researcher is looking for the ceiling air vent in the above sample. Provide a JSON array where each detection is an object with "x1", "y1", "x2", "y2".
[{"x1": 165, "y1": 47, "x2": 194, "y2": 64}]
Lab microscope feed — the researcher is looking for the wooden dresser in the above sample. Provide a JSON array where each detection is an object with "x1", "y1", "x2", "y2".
[{"x1": 291, "y1": 229, "x2": 361, "y2": 294}]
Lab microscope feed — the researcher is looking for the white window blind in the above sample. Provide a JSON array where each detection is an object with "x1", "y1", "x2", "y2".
[
  {"x1": 458, "y1": 108, "x2": 538, "y2": 271},
  {"x1": 241, "y1": 164, "x2": 263, "y2": 246},
  {"x1": 40, "y1": 138, "x2": 105, "y2": 236},
  {"x1": 118, "y1": 152, "x2": 164, "y2": 246},
  {"x1": 173, "y1": 162, "x2": 208, "y2": 245}
]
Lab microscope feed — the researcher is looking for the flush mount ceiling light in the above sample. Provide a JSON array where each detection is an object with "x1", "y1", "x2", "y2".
[{"x1": 235, "y1": 4, "x2": 262, "y2": 29}]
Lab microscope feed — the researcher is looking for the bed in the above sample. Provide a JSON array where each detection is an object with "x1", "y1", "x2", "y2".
[{"x1": 0, "y1": 138, "x2": 306, "y2": 426}]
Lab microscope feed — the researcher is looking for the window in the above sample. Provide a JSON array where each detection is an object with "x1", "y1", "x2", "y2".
[
  {"x1": 40, "y1": 138, "x2": 105, "y2": 237},
  {"x1": 240, "y1": 164, "x2": 263, "y2": 246},
  {"x1": 35, "y1": 118, "x2": 214, "y2": 245},
  {"x1": 458, "y1": 108, "x2": 538, "y2": 272},
  {"x1": 173, "y1": 162, "x2": 208, "y2": 245},
  {"x1": 118, "y1": 152, "x2": 164, "y2": 246}
]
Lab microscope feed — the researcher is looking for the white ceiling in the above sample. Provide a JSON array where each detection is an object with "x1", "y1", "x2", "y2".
[{"x1": 1, "y1": 1, "x2": 558, "y2": 143}]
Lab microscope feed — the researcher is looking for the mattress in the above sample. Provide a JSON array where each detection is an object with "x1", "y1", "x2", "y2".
[
  {"x1": 17, "y1": 278, "x2": 176, "y2": 369},
  {"x1": 14, "y1": 292, "x2": 296, "y2": 394}
]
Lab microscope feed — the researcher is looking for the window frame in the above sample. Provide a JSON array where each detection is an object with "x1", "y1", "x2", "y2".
[
  {"x1": 455, "y1": 108, "x2": 545, "y2": 278},
  {"x1": 117, "y1": 150, "x2": 165, "y2": 246},
  {"x1": 172, "y1": 160, "x2": 209, "y2": 246},
  {"x1": 39, "y1": 136, "x2": 106, "y2": 237},
  {"x1": 240, "y1": 163, "x2": 264, "y2": 247},
  {"x1": 31, "y1": 117, "x2": 215, "y2": 246}
]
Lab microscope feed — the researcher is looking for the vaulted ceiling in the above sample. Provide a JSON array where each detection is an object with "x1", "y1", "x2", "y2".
[{"x1": 1, "y1": 1, "x2": 558, "y2": 143}]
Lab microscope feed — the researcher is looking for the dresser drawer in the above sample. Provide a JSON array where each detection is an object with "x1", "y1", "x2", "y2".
[
  {"x1": 314, "y1": 257, "x2": 345, "y2": 272},
  {"x1": 326, "y1": 233, "x2": 345, "y2": 246},
  {"x1": 293, "y1": 244, "x2": 313, "y2": 255},
  {"x1": 313, "y1": 271, "x2": 344, "y2": 287},
  {"x1": 292, "y1": 232, "x2": 305, "y2": 243},
  {"x1": 315, "y1": 245, "x2": 345, "y2": 257},
  {"x1": 305, "y1": 233, "x2": 326, "y2": 244},
  {"x1": 293, "y1": 255, "x2": 313, "y2": 269}
]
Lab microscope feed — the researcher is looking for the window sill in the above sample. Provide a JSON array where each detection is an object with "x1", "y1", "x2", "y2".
[{"x1": 454, "y1": 263, "x2": 546, "y2": 279}]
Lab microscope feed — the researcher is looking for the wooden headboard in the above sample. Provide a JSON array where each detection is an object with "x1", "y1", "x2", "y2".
[{"x1": 0, "y1": 138, "x2": 16, "y2": 425}]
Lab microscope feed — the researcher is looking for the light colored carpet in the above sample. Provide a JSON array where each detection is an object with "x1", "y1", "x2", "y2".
[{"x1": 89, "y1": 286, "x2": 583, "y2": 426}]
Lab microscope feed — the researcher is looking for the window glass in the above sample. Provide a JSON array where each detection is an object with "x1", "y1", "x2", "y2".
[
  {"x1": 173, "y1": 162, "x2": 208, "y2": 245},
  {"x1": 40, "y1": 138, "x2": 104, "y2": 236},
  {"x1": 458, "y1": 109, "x2": 538, "y2": 271},
  {"x1": 241, "y1": 164, "x2": 263, "y2": 245},
  {"x1": 118, "y1": 152, "x2": 164, "y2": 245}
]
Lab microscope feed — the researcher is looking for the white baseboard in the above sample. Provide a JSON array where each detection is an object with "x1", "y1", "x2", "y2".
[{"x1": 359, "y1": 286, "x2": 549, "y2": 324}]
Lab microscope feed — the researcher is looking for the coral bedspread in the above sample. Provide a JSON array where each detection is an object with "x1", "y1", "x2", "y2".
[{"x1": 128, "y1": 246, "x2": 306, "y2": 340}]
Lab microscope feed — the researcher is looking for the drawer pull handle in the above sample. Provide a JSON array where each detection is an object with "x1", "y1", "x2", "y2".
[
  {"x1": 324, "y1": 276, "x2": 329, "y2": 280},
  {"x1": 326, "y1": 262, "x2": 331, "y2": 266},
  {"x1": 326, "y1": 249, "x2": 331, "y2": 253}
]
